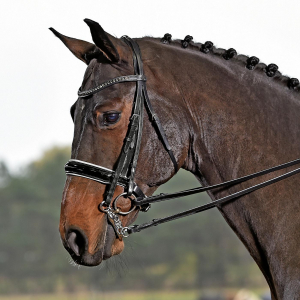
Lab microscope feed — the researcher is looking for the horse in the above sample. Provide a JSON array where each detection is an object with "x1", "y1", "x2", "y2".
[{"x1": 50, "y1": 19, "x2": 300, "y2": 300}]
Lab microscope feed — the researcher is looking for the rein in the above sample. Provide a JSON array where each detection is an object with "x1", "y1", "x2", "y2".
[{"x1": 65, "y1": 36, "x2": 300, "y2": 238}]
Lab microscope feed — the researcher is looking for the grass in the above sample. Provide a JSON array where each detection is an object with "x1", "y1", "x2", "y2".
[
  {"x1": 0, "y1": 289, "x2": 268, "y2": 300},
  {"x1": 0, "y1": 291, "x2": 199, "y2": 300}
]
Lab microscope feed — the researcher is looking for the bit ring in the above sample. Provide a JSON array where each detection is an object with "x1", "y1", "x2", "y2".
[
  {"x1": 121, "y1": 227, "x2": 130, "y2": 238},
  {"x1": 113, "y1": 192, "x2": 137, "y2": 215},
  {"x1": 99, "y1": 201, "x2": 109, "y2": 213}
]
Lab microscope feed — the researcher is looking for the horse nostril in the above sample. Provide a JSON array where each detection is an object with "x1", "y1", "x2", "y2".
[{"x1": 67, "y1": 230, "x2": 86, "y2": 257}]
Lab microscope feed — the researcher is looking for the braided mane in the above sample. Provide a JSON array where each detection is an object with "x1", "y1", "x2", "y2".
[{"x1": 142, "y1": 35, "x2": 300, "y2": 92}]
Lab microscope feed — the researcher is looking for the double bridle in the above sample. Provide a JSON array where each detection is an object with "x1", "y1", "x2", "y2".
[{"x1": 65, "y1": 36, "x2": 300, "y2": 238}]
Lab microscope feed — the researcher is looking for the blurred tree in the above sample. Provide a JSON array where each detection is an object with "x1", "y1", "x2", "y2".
[{"x1": 0, "y1": 161, "x2": 10, "y2": 188}]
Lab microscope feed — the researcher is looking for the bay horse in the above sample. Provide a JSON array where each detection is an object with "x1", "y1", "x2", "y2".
[{"x1": 50, "y1": 19, "x2": 300, "y2": 300}]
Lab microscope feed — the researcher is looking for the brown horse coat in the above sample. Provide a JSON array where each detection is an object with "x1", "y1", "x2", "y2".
[{"x1": 51, "y1": 19, "x2": 300, "y2": 300}]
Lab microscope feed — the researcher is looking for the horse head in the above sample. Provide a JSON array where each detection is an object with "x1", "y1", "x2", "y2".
[
  {"x1": 50, "y1": 18, "x2": 300, "y2": 299},
  {"x1": 51, "y1": 19, "x2": 189, "y2": 266}
]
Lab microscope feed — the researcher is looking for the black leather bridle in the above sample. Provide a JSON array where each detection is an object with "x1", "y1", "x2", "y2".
[{"x1": 65, "y1": 36, "x2": 300, "y2": 238}]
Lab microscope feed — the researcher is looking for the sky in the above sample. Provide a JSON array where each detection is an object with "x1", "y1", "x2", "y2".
[{"x1": 1, "y1": 0, "x2": 300, "y2": 171}]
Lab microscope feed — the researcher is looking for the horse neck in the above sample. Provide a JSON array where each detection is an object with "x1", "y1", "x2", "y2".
[
  {"x1": 151, "y1": 42, "x2": 300, "y2": 297},
  {"x1": 163, "y1": 49, "x2": 300, "y2": 186}
]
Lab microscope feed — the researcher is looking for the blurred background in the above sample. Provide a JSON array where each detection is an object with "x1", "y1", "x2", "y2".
[
  {"x1": 0, "y1": 147, "x2": 269, "y2": 299},
  {"x1": 1, "y1": 0, "x2": 300, "y2": 299}
]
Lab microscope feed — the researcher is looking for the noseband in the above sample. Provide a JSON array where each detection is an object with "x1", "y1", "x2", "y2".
[{"x1": 65, "y1": 36, "x2": 300, "y2": 238}]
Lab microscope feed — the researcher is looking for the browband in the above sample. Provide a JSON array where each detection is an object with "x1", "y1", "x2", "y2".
[{"x1": 78, "y1": 75, "x2": 146, "y2": 98}]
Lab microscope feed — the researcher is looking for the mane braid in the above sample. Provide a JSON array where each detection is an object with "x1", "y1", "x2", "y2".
[{"x1": 140, "y1": 36, "x2": 300, "y2": 93}]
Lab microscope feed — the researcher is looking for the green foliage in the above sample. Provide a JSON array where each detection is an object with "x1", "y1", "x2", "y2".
[{"x1": 0, "y1": 146, "x2": 267, "y2": 294}]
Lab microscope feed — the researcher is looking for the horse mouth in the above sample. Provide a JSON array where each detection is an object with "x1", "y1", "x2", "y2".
[
  {"x1": 103, "y1": 223, "x2": 118, "y2": 260},
  {"x1": 66, "y1": 223, "x2": 119, "y2": 267}
]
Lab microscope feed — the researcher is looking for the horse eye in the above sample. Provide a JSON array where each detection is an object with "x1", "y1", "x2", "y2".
[{"x1": 103, "y1": 112, "x2": 120, "y2": 125}]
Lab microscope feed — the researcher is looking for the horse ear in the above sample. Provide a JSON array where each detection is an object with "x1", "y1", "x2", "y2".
[
  {"x1": 83, "y1": 19, "x2": 120, "y2": 63},
  {"x1": 49, "y1": 27, "x2": 100, "y2": 65}
]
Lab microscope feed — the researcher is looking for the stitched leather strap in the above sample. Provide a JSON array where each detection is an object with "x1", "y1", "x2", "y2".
[
  {"x1": 133, "y1": 158, "x2": 300, "y2": 206},
  {"x1": 65, "y1": 159, "x2": 145, "y2": 199},
  {"x1": 142, "y1": 87, "x2": 178, "y2": 172},
  {"x1": 121, "y1": 37, "x2": 145, "y2": 195},
  {"x1": 128, "y1": 162, "x2": 300, "y2": 234},
  {"x1": 78, "y1": 75, "x2": 146, "y2": 98}
]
